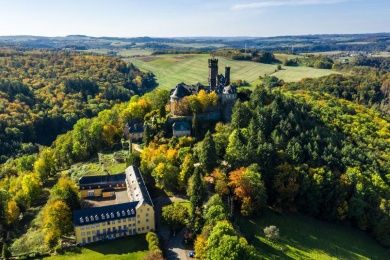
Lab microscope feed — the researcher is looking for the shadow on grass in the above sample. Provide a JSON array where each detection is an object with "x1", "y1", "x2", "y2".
[
  {"x1": 238, "y1": 209, "x2": 389, "y2": 260},
  {"x1": 83, "y1": 235, "x2": 148, "y2": 255}
]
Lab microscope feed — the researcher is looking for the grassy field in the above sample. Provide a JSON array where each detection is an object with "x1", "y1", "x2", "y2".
[
  {"x1": 127, "y1": 54, "x2": 337, "y2": 90},
  {"x1": 238, "y1": 210, "x2": 389, "y2": 260},
  {"x1": 47, "y1": 235, "x2": 148, "y2": 260}
]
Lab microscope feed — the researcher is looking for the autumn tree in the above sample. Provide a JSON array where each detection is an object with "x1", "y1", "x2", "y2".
[{"x1": 229, "y1": 165, "x2": 267, "y2": 216}]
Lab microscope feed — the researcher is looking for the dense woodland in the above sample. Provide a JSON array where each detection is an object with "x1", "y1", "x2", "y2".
[
  {"x1": 0, "y1": 47, "x2": 389, "y2": 258},
  {"x1": 0, "y1": 49, "x2": 156, "y2": 163}
]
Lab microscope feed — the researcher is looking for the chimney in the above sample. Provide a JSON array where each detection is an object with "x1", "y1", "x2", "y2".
[
  {"x1": 208, "y1": 58, "x2": 218, "y2": 90},
  {"x1": 225, "y1": 67, "x2": 231, "y2": 86}
]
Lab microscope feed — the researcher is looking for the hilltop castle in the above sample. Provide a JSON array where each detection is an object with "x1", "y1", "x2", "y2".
[{"x1": 169, "y1": 58, "x2": 237, "y2": 121}]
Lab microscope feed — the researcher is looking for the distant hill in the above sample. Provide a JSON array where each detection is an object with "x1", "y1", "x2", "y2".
[{"x1": 0, "y1": 33, "x2": 389, "y2": 52}]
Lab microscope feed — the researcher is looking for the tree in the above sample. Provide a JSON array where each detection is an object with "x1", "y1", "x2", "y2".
[
  {"x1": 42, "y1": 200, "x2": 72, "y2": 247},
  {"x1": 231, "y1": 101, "x2": 251, "y2": 129},
  {"x1": 229, "y1": 165, "x2": 267, "y2": 216},
  {"x1": 212, "y1": 169, "x2": 229, "y2": 197},
  {"x1": 162, "y1": 202, "x2": 190, "y2": 231},
  {"x1": 206, "y1": 221, "x2": 257, "y2": 260},
  {"x1": 225, "y1": 130, "x2": 248, "y2": 168},
  {"x1": 204, "y1": 194, "x2": 228, "y2": 226},
  {"x1": 194, "y1": 234, "x2": 207, "y2": 259},
  {"x1": 179, "y1": 154, "x2": 195, "y2": 190},
  {"x1": 198, "y1": 131, "x2": 217, "y2": 172},
  {"x1": 34, "y1": 148, "x2": 55, "y2": 181},
  {"x1": 50, "y1": 176, "x2": 80, "y2": 210},
  {"x1": 6, "y1": 200, "x2": 20, "y2": 225},
  {"x1": 263, "y1": 225, "x2": 280, "y2": 241},
  {"x1": 188, "y1": 167, "x2": 206, "y2": 210},
  {"x1": 188, "y1": 167, "x2": 206, "y2": 233}
]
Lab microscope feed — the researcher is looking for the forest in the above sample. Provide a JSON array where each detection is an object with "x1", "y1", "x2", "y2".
[
  {"x1": 0, "y1": 47, "x2": 389, "y2": 259},
  {"x1": 0, "y1": 49, "x2": 156, "y2": 163}
]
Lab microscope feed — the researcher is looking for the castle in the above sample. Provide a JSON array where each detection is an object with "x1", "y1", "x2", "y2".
[
  {"x1": 72, "y1": 166, "x2": 155, "y2": 245},
  {"x1": 169, "y1": 58, "x2": 237, "y2": 121}
]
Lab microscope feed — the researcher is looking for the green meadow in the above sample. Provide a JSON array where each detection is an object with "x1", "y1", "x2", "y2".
[
  {"x1": 47, "y1": 235, "x2": 148, "y2": 260},
  {"x1": 238, "y1": 210, "x2": 389, "y2": 260},
  {"x1": 127, "y1": 54, "x2": 337, "y2": 89}
]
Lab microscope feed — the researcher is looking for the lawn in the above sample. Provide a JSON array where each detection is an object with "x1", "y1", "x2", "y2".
[
  {"x1": 47, "y1": 235, "x2": 148, "y2": 260},
  {"x1": 127, "y1": 54, "x2": 337, "y2": 90},
  {"x1": 238, "y1": 210, "x2": 389, "y2": 260}
]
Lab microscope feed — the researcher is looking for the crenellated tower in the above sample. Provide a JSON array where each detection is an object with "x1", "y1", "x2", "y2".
[{"x1": 208, "y1": 58, "x2": 218, "y2": 90}]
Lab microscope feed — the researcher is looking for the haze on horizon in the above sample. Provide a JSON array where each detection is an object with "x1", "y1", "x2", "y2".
[{"x1": 0, "y1": 0, "x2": 389, "y2": 37}]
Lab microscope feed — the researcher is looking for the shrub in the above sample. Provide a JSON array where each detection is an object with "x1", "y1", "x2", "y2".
[{"x1": 264, "y1": 225, "x2": 280, "y2": 241}]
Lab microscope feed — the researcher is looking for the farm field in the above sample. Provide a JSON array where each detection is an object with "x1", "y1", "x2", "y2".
[
  {"x1": 127, "y1": 54, "x2": 337, "y2": 89},
  {"x1": 47, "y1": 235, "x2": 148, "y2": 260},
  {"x1": 238, "y1": 210, "x2": 389, "y2": 260}
]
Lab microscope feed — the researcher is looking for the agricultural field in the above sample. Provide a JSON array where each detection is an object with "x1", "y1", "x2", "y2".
[
  {"x1": 47, "y1": 235, "x2": 148, "y2": 260},
  {"x1": 127, "y1": 54, "x2": 337, "y2": 89},
  {"x1": 238, "y1": 210, "x2": 389, "y2": 260}
]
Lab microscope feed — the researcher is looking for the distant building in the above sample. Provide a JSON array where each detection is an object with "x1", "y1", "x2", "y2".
[
  {"x1": 172, "y1": 121, "x2": 191, "y2": 137},
  {"x1": 73, "y1": 166, "x2": 155, "y2": 245},
  {"x1": 124, "y1": 120, "x2": 144, "y2": 141},
  {"x1": 169, "y1": 58, "x2": 237, "y2": 121}
]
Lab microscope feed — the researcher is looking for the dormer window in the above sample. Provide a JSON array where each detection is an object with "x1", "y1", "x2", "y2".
[
  {"x1": 95, "y1": 215, "x2": 99, "y2": 221},
  {"x1": 122, "y1": 210, "x2": 125, "y2": 216},
  {"x1": 91, "y1": 215, "x2": 94, "y2": 221},
  {"x1": 106, "y1": 213, "x2": 110, "y2": 219},
  {"x1": 127, "y1": 209, "x2": 131, "y2": 215},
  {"x1": 110, "y1": 212, "x2": 114, "y2": 218},
  {"x1": 101, "y1": 214, "x2": 105, "y2": 220},
  {"x1": 80, "y1": 217, "x2": 84, "y2": 223},
  {"x1": 86, "y1": 216, "x2": 89, "y2": 222},
  {"x1": 116, "y1": 211, "x2": 120, "y2": 217}
]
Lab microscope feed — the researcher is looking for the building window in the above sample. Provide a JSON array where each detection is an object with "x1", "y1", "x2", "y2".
[{"x1": 146, "y1": 219, "x2": 149, "y2": 222}]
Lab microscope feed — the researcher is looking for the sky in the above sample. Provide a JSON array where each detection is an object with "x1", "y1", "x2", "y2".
[{"x1": 0, "y1": 0, "x2": 389, "y2": 37}]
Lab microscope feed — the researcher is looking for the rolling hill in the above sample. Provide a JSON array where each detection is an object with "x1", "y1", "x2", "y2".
[{"x1": 127, "y1": 54, "x2": 338, "y2": 89}]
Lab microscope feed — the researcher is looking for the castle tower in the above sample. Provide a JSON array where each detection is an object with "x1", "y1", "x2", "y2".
[
  {"x1": 224, "y1": 67, "x2": 231, "y2": 86},
  {"x1": 208, "y1": 58, "x2": 218, "y2": 90}
]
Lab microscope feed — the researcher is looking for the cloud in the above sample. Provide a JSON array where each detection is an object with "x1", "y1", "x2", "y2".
[{"x1": 231, "y1": 0, "x2": 348, "y2": 11}]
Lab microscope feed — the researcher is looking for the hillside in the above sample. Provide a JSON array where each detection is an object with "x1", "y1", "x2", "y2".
[
  {"x1": 127, "y1": 54, "x2": 337, "y2": 89},
  {"x1": 0, "y1": 49, "x2": 156, "y2": 162}
]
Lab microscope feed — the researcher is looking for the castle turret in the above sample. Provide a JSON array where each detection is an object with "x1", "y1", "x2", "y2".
[
  {"x1": 225, "y1": 67, "x2": 231, "y2": 86},
  {"x1": 208, "y1": 58, "x2": 218, "y2": 90}
]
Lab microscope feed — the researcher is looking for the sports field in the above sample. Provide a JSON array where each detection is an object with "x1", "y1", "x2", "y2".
[{"x1": 127, "y1": 54, "x2": 337, "y2": 89}]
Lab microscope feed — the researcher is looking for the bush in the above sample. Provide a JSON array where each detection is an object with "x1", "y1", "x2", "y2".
[{"x1": 264, "y1": 225, "x2": 280, "y2": 241}]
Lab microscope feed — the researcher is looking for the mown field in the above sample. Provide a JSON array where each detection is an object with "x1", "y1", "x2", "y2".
[
  {"x1": 47, "y1": 235, "x2": 148, "y2": 260},
  {"x1": 238, "y1": 210, "x2": 389, "y2": 260},
  {"x1": 127, "y1": 54, "x2": 337, "y2": 89}
]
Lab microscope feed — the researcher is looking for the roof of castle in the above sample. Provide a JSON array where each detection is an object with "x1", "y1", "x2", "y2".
[
  {"x1": 79, "y1": 174, "x2": 126, "y2": 188},
  {"x1": 125, "y1": 165, "x2": 154, "y2": 207},
  {"x1": 72, "y1": 201, "x2": 138, "y2": 226}
]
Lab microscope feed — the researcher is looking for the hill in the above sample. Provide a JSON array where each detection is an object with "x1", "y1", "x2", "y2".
[{"x1": 127, "y1": 54, "x2": 337, "y2": 89}]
